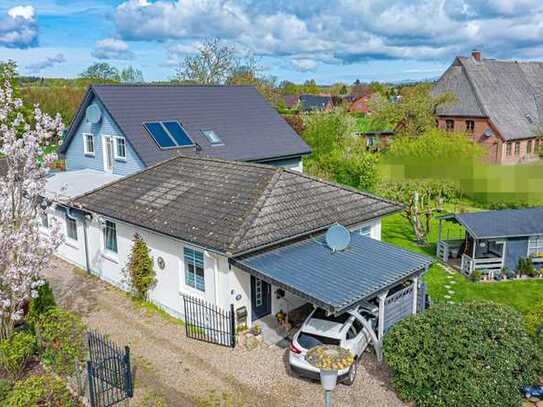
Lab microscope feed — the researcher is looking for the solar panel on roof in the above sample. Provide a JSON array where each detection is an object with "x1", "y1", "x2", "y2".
[
  {"x1": 163, "y1": 121, "x2": 193, "y2": 146},
  {"x1": 144, "y1": 122, "x2": 176, "y2": 148},
  {"x1": 143, "y1": 121, "x2": 194, "y2": 149}
]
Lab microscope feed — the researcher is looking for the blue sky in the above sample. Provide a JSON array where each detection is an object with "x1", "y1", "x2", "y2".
[{"x1": 1, "y1": 0, "x2": 543, "y2": 83}]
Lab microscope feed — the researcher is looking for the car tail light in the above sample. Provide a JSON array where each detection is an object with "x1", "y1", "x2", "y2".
[{"x1": 289, "y1": 342, "x2": 302, "y2": 354}]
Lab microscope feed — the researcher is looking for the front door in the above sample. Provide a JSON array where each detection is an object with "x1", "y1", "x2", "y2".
[
  {"x1": 103, "y1": 136, "x2": 114, "y2": 173},
  {"x1": 251, "y1": 276, "x2": 271, "y2": 321}
]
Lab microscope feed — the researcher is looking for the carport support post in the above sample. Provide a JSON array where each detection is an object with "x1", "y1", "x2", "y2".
[
  {"x1": 377, "y1": 291, "x2": 388, "y2": 341},
  {"x1": 412, "y1": 276, "x2": 419, "y2": 314}
]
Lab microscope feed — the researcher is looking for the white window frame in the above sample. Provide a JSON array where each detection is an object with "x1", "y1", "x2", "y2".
[
  {"x1": 114, "y1": 137, "x2": 127, "y2": 161},
  {"x1": 83, "y1": 133, "x2": 95, "y2": 156},
  {"x1": 65, "y1": 215, "x2": 78, "y2": 242},
  {"x1": 183, "y1": 247, "x2": 205, "y2": 293},
  {"x1": 102, "y1": 135, "x2": 114, "y2": 173},
  {"x1": 102, "y1": 219, "x2": 119, "y2": 255},
  {"x1": 528, "y1": 236, "x2": 543, "y2": 262}
]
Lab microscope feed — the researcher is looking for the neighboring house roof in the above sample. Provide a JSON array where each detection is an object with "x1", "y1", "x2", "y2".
[
  {"x1": 232, "y1": 233, "x2": 432, "y2": 314},
  {"x1": 72, "y1": 155, "x2": 401, "y2": 256},
  {"x1": 433, "y1": 54, "x2": 543, "y2": 140},
  {"x1": 299, "y1": 95, "x2": 332, "y2": 111},
  {"x1": 60, "y1": 84, "x2": 311, "y2": 166},
  {"x1": 439, "y1": 207, "x2": 543, "y2": 239},
  {"x1": 45, "y1": 169, "x2": 121, "y2": 201},
  {"x1": 348, "y1": 96, "x2": 370, "y2": 114},
  {"x1": 283, "y1": 94, "x2": 300, "y2": 108}
]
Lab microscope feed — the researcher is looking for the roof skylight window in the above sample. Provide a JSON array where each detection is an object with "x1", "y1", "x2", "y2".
[
  {"x1": 201, "y1": 129, "x2": 223, "y2": 145},
  {"x1": 144, "y1": 121, "x2": 194, "y2": 149}
]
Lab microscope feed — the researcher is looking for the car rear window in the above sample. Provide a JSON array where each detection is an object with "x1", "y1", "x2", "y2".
[{"x1": 298, "y1": 332, "x2": 341, "y2": 349}]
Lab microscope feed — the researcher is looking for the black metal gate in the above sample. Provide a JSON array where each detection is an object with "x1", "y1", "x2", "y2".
[
  {"x1": 87, "y1": 331, "x2": 133, "y2": 407},
  {"x1": 183, "y1": 295, "x2": 236, "y2": 348}
]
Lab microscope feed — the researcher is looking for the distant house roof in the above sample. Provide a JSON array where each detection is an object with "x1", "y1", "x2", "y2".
[
  {"x1": 45, "y1": 169, "x2": 121, "y2": 201},
  {"x1": 232, "y1": 233, "x2": 432, "y2": 314},
  {"x1": 433, "y1": 53, "x2": 543, "y2": 140},
  {"x1": 439, "y1": 207, "x2": 543, "y2": 239},
  {"x1": 73, "y1": 155, "x2": 401, "y2": 256},
  {"x1": 60, "y1": 84, "x2": 311, "y2": 166},
  {"x1": 299, "y1": 95, "x2": 333, "y2": 111},
  {"x1": 348, "y1": 96, "x2": 371, "y2": 114},
  {"x1": 283, "y1": 94, "x2": 300, "y2": 108}
]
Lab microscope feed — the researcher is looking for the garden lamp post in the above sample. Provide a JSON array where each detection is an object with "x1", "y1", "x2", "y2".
[{"x1": 306, "y1": 345, "x2": 354, "y2": 407}]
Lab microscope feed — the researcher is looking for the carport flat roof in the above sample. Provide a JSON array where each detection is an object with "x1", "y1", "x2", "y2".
[{"x1": 231, "y1": 234, "x2": 433, "y2": 314}]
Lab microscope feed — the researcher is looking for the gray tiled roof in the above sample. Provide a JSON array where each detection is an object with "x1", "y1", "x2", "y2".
[
  {"x1": 232, "y1": 233, "x2": 432, "y2": 313},
  {"x1": 434, "y1": 56, "x2": 543, "y2": 140},
  {"x1": 60, "y1": 84, "x2": 311, "y2": 165},
  {"x1": 299, "y1": 95, "x2": 332, "y2": 111},
  {"x1": 73, "y1": 155, "x2": 401, "y2": 255},
  {"x1": 440, "y1": 207, "x2": 543, "y2": 239}
]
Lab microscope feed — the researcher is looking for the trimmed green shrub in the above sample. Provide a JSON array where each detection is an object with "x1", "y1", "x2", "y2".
[
  {"x1": 4, "y1": 374, "x2": 76, "y2": 407},
  {"x1": 384, "y1": 302, "x2": 543, "y2": 407},
  {"x1": 126, "y1": 233, "x2": 156, "y2": 300},
  {"x1": 0, "y1": 379, "x2": 13, "y2": 403},
  {"x1": 469, "y1": 270, "x2": 481, "y2": 282},
  {"x1": 518, "y1": 257, "x2": 537, "y2": 277},
  {"x1": 0, "y1": 331, "x2": 36, "y2": 379},
  {"x1": 525, "y1": 300, "x2": 543, "y2": 336},
  {"x1": 27, "y1": 281, "x2": 56, "y2": 325},
  {"x1": 35, "y1": 308, "x2": 86, "y2": 375}
]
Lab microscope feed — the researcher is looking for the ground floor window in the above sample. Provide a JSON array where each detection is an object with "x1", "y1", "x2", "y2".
[
  {"x1": 66, "y1": 215, "x2": 77, "y2": 241},
  {"x1": 527, "y1": 140, "x2": 533, "y2": 154},
  {"x1": 506, "y1": 142, "x2": 512, "y2": 156},
  {"x1": 514, "y1": 142, "x2": 521, "y2": 156},
  {"x1": 528, "y1": 236, "x2": 543, "y2": 258},
  {"x1": 103, "y1": 220, "x2": 118, "y2": 253},
  {"x1": 184, "y1": 248, "x2": 205, "y2": 292}
]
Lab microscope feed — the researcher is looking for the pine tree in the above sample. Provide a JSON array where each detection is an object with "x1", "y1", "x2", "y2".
[{"x1": 127, "y1": 233, "x2": 156, "y2": 300}]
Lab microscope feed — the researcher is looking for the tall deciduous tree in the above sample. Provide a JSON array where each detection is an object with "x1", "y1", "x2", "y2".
[
  {"x1": 120, "y1": 66, "x2": 144, "y2": 83},
  {"x1": 174, "y1": 38, "x2": 237, "y2": 85},
  {"x1": 0, "y1": 64, "x2": 64, "y2": 339},
  {"x1": 80, "y1": 63, "x2": 120, "y2": 82}
]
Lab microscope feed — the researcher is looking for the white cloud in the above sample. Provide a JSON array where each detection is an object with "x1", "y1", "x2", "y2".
[
  {"x1": 113, "y1": 0, "x2": 543, "y2": 65},
  {"x1": 291, "y1": 58, "x2": 319, "y2": 72},
  {"x1": 8, "y1": 5, "x2": 34, "y2": 20},
  {"x1": 92, "y1": 38, "x2": 134, "y2": 60},
  {"x1": 0, "y1": 5, "x2": 38, "y2": 48},
  {"x1": 25, "y1": 53, "x2": 65, "y2": 72}
]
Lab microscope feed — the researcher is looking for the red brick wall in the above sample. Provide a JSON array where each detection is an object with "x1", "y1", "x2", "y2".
[{"x1": 437, "y1": 117, "x2": 500, "y2": 162}]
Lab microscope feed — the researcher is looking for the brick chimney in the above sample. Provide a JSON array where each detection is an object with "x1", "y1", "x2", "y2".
[{"x1": 472, "y1": 49, "x2": 481, "y2": 62}]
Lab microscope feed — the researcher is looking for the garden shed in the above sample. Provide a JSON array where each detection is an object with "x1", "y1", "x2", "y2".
[{"x1": 436, "y1": 207, "x2": 543, "y2": 277}]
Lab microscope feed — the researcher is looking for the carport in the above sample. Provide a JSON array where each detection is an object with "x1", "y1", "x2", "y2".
[{"x1": 231, "y1": 233, "x2": 433, "y2": 360}]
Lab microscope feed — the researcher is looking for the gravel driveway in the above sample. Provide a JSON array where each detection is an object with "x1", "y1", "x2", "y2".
[{"x1": 46, "y1": 257, "x2": 405, "y2": 407}]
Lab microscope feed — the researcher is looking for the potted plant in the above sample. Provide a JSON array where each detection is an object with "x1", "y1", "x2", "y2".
[{"x1": 252, "y1": 324, "x2": 262, "y2": 336}]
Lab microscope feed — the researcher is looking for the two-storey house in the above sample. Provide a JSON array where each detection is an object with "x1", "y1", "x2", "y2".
[
  {"x1": 433, "y1": 50, "x2": 543, "y2": 164},
  {"x1": 59, "y1": 84, "x2": 312, "y2": 175}
]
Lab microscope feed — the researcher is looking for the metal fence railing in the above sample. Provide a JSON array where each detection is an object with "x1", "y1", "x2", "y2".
[{"x1": 183, "y1": 295, "x2": 236, "y2": 348}]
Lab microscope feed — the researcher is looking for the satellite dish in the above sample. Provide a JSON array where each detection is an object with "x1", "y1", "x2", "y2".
[
  {"x1": 325, "y1": 224, "x2": 351, "y2": 252},
  {"x1": 85, "y1": 104, "x2": 102, "y2": 124}
]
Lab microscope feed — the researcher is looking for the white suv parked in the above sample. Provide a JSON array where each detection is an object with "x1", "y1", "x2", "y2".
[{"x1": 288, "y1": 305, "x2": 378, "y2": 385}]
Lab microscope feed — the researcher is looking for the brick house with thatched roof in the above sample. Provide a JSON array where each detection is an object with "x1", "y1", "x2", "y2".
[{"x1": 433, "y1": 50, "x2": 543, "y2": 164}]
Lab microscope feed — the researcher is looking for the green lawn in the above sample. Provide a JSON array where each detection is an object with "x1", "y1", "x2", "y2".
[{"x1": 382, "y1": 210, "x2": 543, "y2": 315}]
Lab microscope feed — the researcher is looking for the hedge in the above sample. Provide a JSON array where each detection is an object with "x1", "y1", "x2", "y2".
[{"x1": 384, "y1": 302, "x2": 543, "y2": 407}]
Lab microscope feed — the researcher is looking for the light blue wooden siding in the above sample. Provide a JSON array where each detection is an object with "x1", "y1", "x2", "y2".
[
  {"x1": 504, "y1": 237, "x2": 529, "y2": 271},
  {"x1": 64, "y1": 97, "x2": 144, "y2": 176}
]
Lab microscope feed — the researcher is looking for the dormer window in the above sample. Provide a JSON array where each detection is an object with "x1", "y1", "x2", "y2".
[
  {"x1": 83, "y1": 134, "x2": 95, "y2": 156},
  {"x1": 201, "y1": 129, "x2": 222, "y2": 145}
]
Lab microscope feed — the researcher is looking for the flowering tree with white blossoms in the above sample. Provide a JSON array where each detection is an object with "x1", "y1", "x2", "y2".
[{"x1": 0, "y1": 62, "x2": 64, "y2": 339}]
